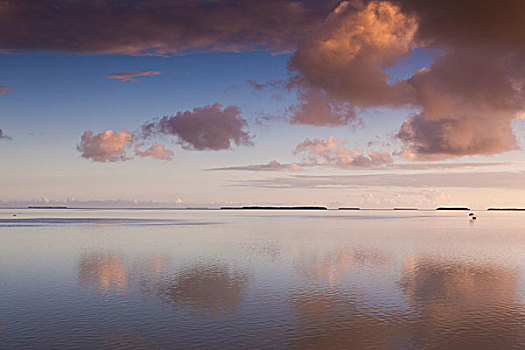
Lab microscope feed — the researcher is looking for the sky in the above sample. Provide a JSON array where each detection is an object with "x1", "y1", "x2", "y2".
[{"x1": 1, "y1": 0, "x2": 525, "y2": 209}]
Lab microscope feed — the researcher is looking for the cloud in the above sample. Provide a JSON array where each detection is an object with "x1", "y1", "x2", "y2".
[
  {"x1": 211, "y1": 137, "x2": 393, "y2": 172},
  {"x1": 387, "y1": 161, "x2": 524, "y2": 171},
  {"x1": 77, "y1": 129, "x2": 133, "y2": 162},
  {"x1": 0, "y1": 129, "x2": 12, "y2": 140},
  {"x1": 288, "y1": 83, "x2": 360, "y2": 126},
  {"x1": 210, "y1": 160, "x2": 302, "y2": 172},
  {"x1": 106, "y1": 71, "x2": 161, "y2": 82},
  {"x1": 78, "y1": 103, "x2": 252, "y2": 163},
  {"x1": 288, "y1": 1, "x2": 418, "y2": 110},
  {"x1": 249, "y1": 78, "x2": 361, "y2": 127},
  {"x1": 213, "y1": 158, "x2": 523, "y2": 173},
  {"x1": 294, "y1": 136, "x2": 393, "y2": 168},
  {"x1": 134, "y1": 143, "x2": 174, "y2": 160},
  {"x1": 248, "y1": 79, "x2": 285, "y2": 91},
  {"x1": 397, "y1": 49, "x2": 523, "y2": 160},
  {"x1": 362, "y1": 189, "x2": 451, "y2": 208},
  {"x1": 0, "y1": 86, "x2": 15, "y2": 95},
  {"x1": 0, "y1": 197, "x2": 193, "y2": 208},
  {"x1": 284, "y1": 1, "x2": 417, "y2": 127},
  {"x1": 141, "y1": 103, "x2": 252, "y2": 150},
  {"x1": 0, "y1": 0, "x2": 335, "y2": 55},
  {"x1": 282, "y1": 0, "x2": 525, "y2": 159},
  {"x1": 233, "y1": 170, "x2": 525, "y2": 190},
  {"x1": 396, "y1": 0, "x2": 525, "y2": 50}
]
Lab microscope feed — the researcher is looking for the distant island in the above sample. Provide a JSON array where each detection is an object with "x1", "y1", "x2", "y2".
[
  {"x1": 487, "y1": 208, "x2": 525, "y2": 211},
  {"x1": 338, "y1": 207, "x2": 360, "y2": 210},
  {"x1": 436, "y1": 207, "x2": 470, "y2": 211},
  {"x1": 27, "y1": 206, "x2": 68, "y2": 209},
  {"x1": 220, "y1": 206, "x2": 327, "y2": 210},
  {"x1": 394, "y1": 208, "x2": 418, "y2": 211}
]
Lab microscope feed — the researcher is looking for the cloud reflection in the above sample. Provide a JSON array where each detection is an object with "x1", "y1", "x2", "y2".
[
  {"x1": 157, "y1": 263, "x2": 248, "y2": 313},
  {"x1": 401, "y1": 258, "x2": 525, "y2": 349},
  {"x1": 78, "y1": 251, "x2": 128, "y2": 294},
  {"x1": 289, "y1": 257, "x2": 524, "y2": 349},
  {"x1": 290, "y1": 288, "x2": 407, "y2": 349},
  {"x1": 293, "y1": 246, "x2": 392, "y2": 283},
  {"x1": 77, "y1": 251, "x2": 248, "y2": 314}
]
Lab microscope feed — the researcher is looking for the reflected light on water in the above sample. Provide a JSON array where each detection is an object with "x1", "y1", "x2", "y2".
[
  {"x1": 78, "y1": 251, "x2": 128, "y2": 295},
  {"x1": 401, "y1": 258, "x2": 524, "y2": 349},
  {"x1": 156, "y1": 263, "x2": 248, "y2": 314},
  {"x1": 0, "y1": 209, "x2": 524, "y2": 349}
]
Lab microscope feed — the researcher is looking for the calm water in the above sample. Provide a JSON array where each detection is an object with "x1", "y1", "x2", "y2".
[{"x1": 0, "y1": 209, "x2": 524, "y2": 349}]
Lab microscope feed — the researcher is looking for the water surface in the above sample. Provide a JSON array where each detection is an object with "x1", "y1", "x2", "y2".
[{"x1": 1, "y1": 209, "x2": 524, "y2": 349}]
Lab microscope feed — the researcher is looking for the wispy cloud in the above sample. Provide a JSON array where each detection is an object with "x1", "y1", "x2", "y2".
[
  {"x1": 0, "y1": 197, "x2": 187, "y2": 209},
  {"x1": 213, "y1": 155, "x2": 523, "y2": 173},
  {"x1": 0, "y1": 86, "x2": 15, "y2": 95},
  {"x1": 232, "y1": 171, "x2": 525, "y2": 190},
  {"x1": 210, "y1": 160, "x2": 301, "y2": 172},
  {"x1": 0, "y1": 129, "x2": 12, "y2": 140},
  {"x1": 248, "y1": 79, "x2": 285, "y2": 91},
  {"x1": 106, "y1": 71, "x2": 161, "y2": 82},
  {"x1": 209, "y1": 137, "x2": 394, "y2": 172}
]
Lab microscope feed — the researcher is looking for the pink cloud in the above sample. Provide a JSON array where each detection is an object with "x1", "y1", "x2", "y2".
[
  {"x1": 288, "y1": 82, "x2": 360, "y2": 126},
  {"x1": 106, "y1": 71, "x2": 161, "y2": 82},
  {"x1": 210, "y1": 160, "x2": 301, "y2": 172},
  {"x1": 0, "y1": 86, "x2": 15, "y2": 95},
  {"x1": 288, "y1": 1, "x2": 417, "y2": 110},
  {"x1": 294, "y1": 137, "x2": 393, "y2": 168},
  {"x1": 77, "y1": 129, "x2": 133, "y2": 162},
  {"x1": 134, "y1": 143, "x2": 174, "y2": 160},
  {"x1": 141, "y1": 103, "x2": 252, "y2": 150},
  {"x1": 397, "y1": 49, "x2": 523, "y2": 160},
  {"x1": 283, "y1": 0, "x2": 525, "y2": 159},
  {"x1": 78, "y1": 103, "x2": 253, "y2": 163},
  {"x1": 212, "y1": 137, "x2": 393, "y2": 172}
]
